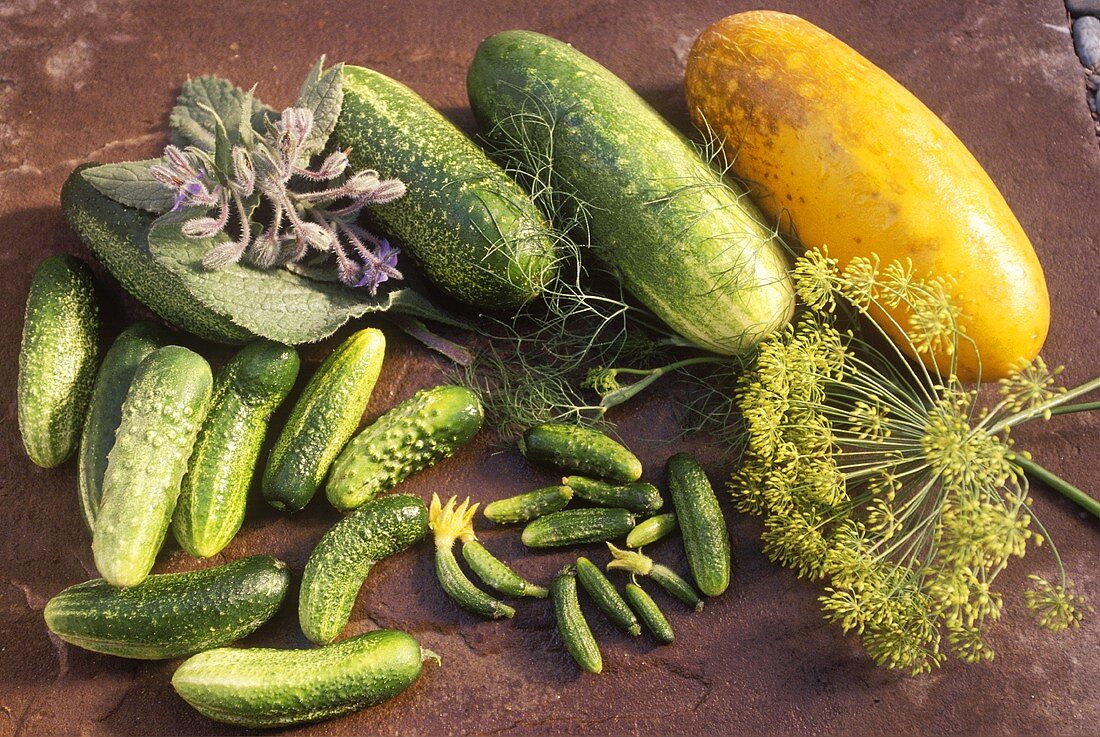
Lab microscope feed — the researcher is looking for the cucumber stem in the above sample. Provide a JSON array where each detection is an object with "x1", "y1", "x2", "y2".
[{"x1": 1010, "y1": 454, "x2": 1100, "y2": 519}]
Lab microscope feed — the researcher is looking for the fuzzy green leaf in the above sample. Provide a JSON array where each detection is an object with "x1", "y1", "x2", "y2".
[
  {"x1": 294, "y1": 57, "x2": 344, "y2": 161},
  {"x1": 81, "y1": 160, "x2": 176, "y2": 213},
  {"x1": 170, "y1": 76, "x2": 275, "y2": 151},
  {"x1": 147, "y1": 212, "x2": 469, "y2": 344}
]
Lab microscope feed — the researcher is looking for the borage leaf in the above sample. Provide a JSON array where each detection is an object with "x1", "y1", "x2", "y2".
[
  {"x1": 81, "y1": 160, "x2": 178, "y2": 213},
  {"x1": 170, "y1": 76, "x2": 276, "y2": 151},
  {"x1": 293, "y1": 57, "x2": 344, "y2": 161},
  {"x1": 147, "y1": 211, "x2": 469, "y2": 344}
]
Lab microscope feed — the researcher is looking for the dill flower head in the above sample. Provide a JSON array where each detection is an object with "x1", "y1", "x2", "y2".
[{"x1": 731, "y1": 250, "x2": 1090, "y2": 674}]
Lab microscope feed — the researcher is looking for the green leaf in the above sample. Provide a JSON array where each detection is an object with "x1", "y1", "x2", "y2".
[
  {"x1": 147, "y1": 212, "x2": 470, "y2": 344},
  {"x1": 198, "y1": 103, "x2": 234, "y2": 180},
  {"x1": 170, "y1": 76, "x2": 275, "y2": 152},
  {"x1": 293, "y1": 57, "x2": 344, "y2": 162},
  {"x1": 81, "y1": 160, "x2": 176, "y2": 213}
]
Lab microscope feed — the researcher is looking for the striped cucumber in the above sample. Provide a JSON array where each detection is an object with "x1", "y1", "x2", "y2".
[
  {"x1": 521, "y1": 507, "x2": 635, "y2": 549},
  {"x1": 326, "y1": 384, "x2": 483, "y2": 511},
  {"x1": 482, "y1": 485, "x2": 573, "y2": 524},
  {"x1": 666, "y1": 452, "x2": 731, "y2": 596},
  {"x1": 551, "y1": 566, "x2": 602, "y2": 674},
  {"x1": 574, "y1": 556, "x2": 640, "y2": 636},
  {"x1": 172, "y1": 629, "x2": 431, "y2": 728},
  {"x1": 334, "y1": 66, "x2": 557, "y2": 310},
  {"x1": 519, "y1": 423, "x2": 642, "y2": 483},
  {"x1": 468, "y1": 30, "x2": 794, "y2": 354},
  {"x1": 18, "y1": 255, "x2": 101, "y2": 468},
  {"x1": 173, "y1": 341, "x2": 300, "y2": 558},
  {"x1": 78, "y1": 322, "x2": 169, "y2": 529},
  {"x1": 626, "y1": 513, "x2": 678, "y2": 548},
  {"x1": 624, "y1": 583, "x2": 674, "y2": 644},
  {"x1": 92, "y1": 346, "x2": 212, "y2": 587},
  {"x1": 299, "y1": 494, "x2": 428, "y2": 645},
  {"x1": 43, "y1": 555, "x2": 289, "y2": 659},
  {"x1": 563, "y1": 475, "x2": 663, "y2": 514},
  {"x1": 263, "y1": 328, "x2": 385, "y2": 512}
]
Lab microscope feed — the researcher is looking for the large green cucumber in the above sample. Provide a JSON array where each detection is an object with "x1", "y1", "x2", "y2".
[
  {"x1": 326, "y1": 384, "x2": 483, "y2": 511},
  {"x1": 334, "y1": 65, "x2": 557, "y2": 310},
  {"x1": 173, "y1": 341, "x2": 300, "y2": 558},
  {"x1": 43, "y1": 555, "x2": 289, "y2": 659},
  {"x1": 79, "y1": 321, "x2": 170, "y2": 529},
  {"x1": 262, "y1": 328, "x2": 385, "y2": 512},
  {"x1": 467, "y1": 31, "x2": 795, "y2": 353},
  {"x1": 666, "y1": 452, "x2": 730, "y2": 596},
  {"x1": 18, "y1": 255, "x2": 101, "y2": 468},
  {"x1": 60, "y1": 165, "x2": 252, "y2": 344},
  {"x1": 299, "y1": 494, "x2": 428, "y2": 645},
  {"x1": 172, "y1": 629, "x2": 430, "y2": 728},
  {"x1": 92, "y1": 346, "x2": 213, "y2": 587}
]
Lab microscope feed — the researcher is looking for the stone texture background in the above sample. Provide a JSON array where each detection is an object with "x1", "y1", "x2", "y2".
[{"x1": 1, "y1": 1, "x2": 1098, "y2": 735}]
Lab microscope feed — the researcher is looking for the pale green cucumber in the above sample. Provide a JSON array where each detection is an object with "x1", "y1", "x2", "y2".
[
  {"x1": 18, "y1": 255, "x2": 101, "y2": 468},
  {"x1": 92, "y1": 346, "x2": 212, "y2": 587},
  {"x1": 326, "y1": 384, "x2": 483, "y2": 511},
  {"x1": 173, "y1": 341, "x2": 299, "y2": 558},
  {"x1": 78, "y1": 322, "x2": 170, "y2": 530},
  {"x1": 172, "y1": 629, "x2": 431, "y2": 728},
  {"x1": 43, "y1": 555, "x2": 289, "y2": 659},
  {"x1": 263, "y1": 328, "x2": 385, "y2": 512}
]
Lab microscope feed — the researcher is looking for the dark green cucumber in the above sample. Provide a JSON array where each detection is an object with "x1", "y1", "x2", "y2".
[
  {"x1": 61, "y1": 165, "x2": 251, "y2": 344},
  {"x1": 263, "y1": 328, "x2": 385, "y2": 512},
  {"x1": 334, "y1": 66, "x2": 557, "y2": 310},
  {"x1": 521, "y1": 507, "x2": 634, "y2": 548},
  {"x1": 468, "y1": 31, "x2": 794, "y2": 354},
  {"x1": 461, "y1": 540, "x2": 547, "y2": 598},
  {"x1": 624, "y1": 583, "x2": 673, "y2": 644},
  {"x1": 606, "y1": 544, "x2": 704, "y2": 612},
  {"x1": 299, "y1": 494, "x2": 428, "y2": 644},
  {"x1": 173, "y1": 341, "x2": 299, "y2": 558},
  {"x1": 436, "y1": 546, "x2": 515, "y2": 619},
  {"x1": 172, "y1": 629, "x2": 430, "y2": 728},
  {"x1": 482, "y1": 485, "x2": 573, "y2": 524},
  {"x1": 519, "y1": 424, "x2": 642, "y2": 483},
  {"x1": 574, "y1": 556, "x2": 640, "y2": 636},
  {"x1": 93, "y1": 346, "x2": 212, "y2": 587},
  {"x1": 563, "y1": 476, "x2": 663, "y2": 514},
  {"x1": 551, "y1": 566, "x2": 602, "y2": 674},
  {"x1": 44, "y1": 555, "x2": 289, "y2": 659},
  {"x1": 666, "y1": 452, "x2": 731, "y2": 597},
  {"x1": 326, "y1": 384, "x2": 483, "y2": 511},
  {"x1": 626, "y1": 513, "x2": 678, "y2": 548},
  {"x1": 78, "y1": 322, "x2": 169, "y2": 529},
  {"x1": 18, "y1": 255, "x2": 101, "y2": 468}
]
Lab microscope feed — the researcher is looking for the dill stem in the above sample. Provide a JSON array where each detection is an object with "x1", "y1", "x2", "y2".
[
  {"x1": 1047, "y1": 401, "x2": 1100, "y2": 417},
  {"x1": 598, "y1": 356, "x2": 727, "y2": 411},
  {"x1": 989, "y1": 376, "x2": 1100, "y2": 434},
  {"x1": 1010, "y1": 454, "x2": 1100, "y2": 519}
]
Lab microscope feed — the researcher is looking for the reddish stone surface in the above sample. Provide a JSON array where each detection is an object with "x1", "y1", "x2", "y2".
[{"x1": 1, "y1": 1, "x2": 1097, "y2": 735}]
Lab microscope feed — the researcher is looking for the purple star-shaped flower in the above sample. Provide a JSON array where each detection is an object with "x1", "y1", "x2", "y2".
[{"x1": 354, "y1": 239, "x2": 402, "y2": 295}]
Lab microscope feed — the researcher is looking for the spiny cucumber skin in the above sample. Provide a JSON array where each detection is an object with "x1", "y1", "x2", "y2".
[
  {"x1": 574, "y1": 556, "x2": 640, "y2": 636},
  {"x1": 624, "y1": 583, "x2": 674, "y2": 644},
  {"x1": 563, "y1": 476, "x2": 663, "y2": 514},
  {"x1": 172, "y1": 629, "x2": 426, "y2": 728},
  {"x1": 435, "y1": 545, "x2": 515, "y2": 619},
  {"x1": 482, "y1": 485, "x2": 573, "y2": 524},
  {"x1": 92, "y1": 346, "x2": 212, "y2": 588},
  {"x1": 326, "y1": 385, "x2": 483, "y2": 511},
  {"x1": 666, "y1": 452, "x2": 731, "y2": 597},
  {"x1": 173, "y1": 341, "x2": 300, "y2": 558},
  {"x1": 626, "y1": 513, "x2": 678, "y2": 549},
  {"x1": 519, "y1": 424, "x2": 642, "y2": 484},
  {"x1": 44, "y1": 555, "x2": 289, "y2": 659},
  {"x1": 299, "y1": 494, "x2": 428, "y2": 645},
  {"x1": 468, "y1": 31, "x2": 795, "y2": 354},
  {"x1": 550, "y1": 567, "x2": 602, "y2": 674},
  {"x1": 521, "y1": 508, "x2": 635, "y2": 549},
  {"x1": 649, "y1": 563, "x2": 705, "y2": 612},
  {"x1": 335, "y1": 66, "x2": 557, "y2": 310},
  {"x1": 18, "y1": 255, "x2": 101, "y2": 468},
  {"x1": 462, "y1": 540, "x2": 547, "y2": 598},
  {"x1": 79, "y1": 322, "x2": 169, "y2": 530},
  {"x1": 60, "y1": 165, "x2": 252, "y2": 344},
  {"x1": 263, "y1": 328, "x2": 385, "y2": 513}
]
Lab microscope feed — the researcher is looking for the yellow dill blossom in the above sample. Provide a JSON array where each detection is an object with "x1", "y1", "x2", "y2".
[{"x1": 730, "y1": 251, "x2": 1096, "y2": 674}]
